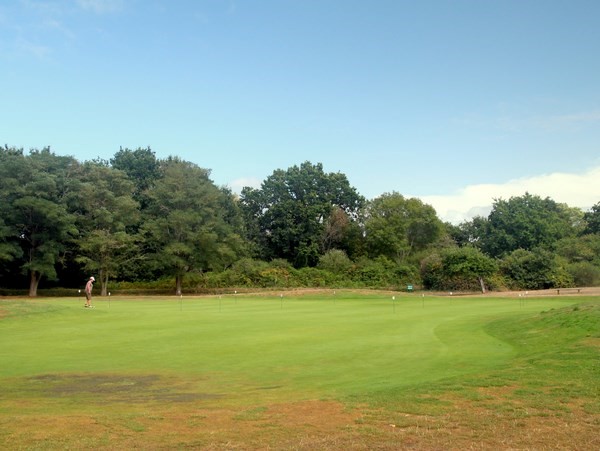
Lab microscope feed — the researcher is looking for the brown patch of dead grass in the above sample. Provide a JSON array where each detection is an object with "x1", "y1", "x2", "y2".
[{"x1": 2, "y1": 392, "x2": 599, "y2": 450}]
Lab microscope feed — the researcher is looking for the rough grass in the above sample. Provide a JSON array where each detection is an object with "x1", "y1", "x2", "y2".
[{"x1": 1, "y1": 291, "x2": 598, "y2": 449}]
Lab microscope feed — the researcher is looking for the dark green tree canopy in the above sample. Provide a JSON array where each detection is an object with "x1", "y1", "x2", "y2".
[
  {"x1": 0, "y1": 147, "x2": 79, "y2": 295},
  {"x1": 1, "y1": 143, "x2": 598, "y2": 294},
  {"x1": 73, "y1": 162, "x2": 141, "y2": 295},
  {"x1": 0, "y1": 147, "x2": 26, "y2": 264},
  {"x1": 555, "y1": 234, "x2": 600, "y2": 265},
  {"x1": 141, "y1": 157, "x2": 246, "y2": 294},
  {"x1": 480, "y1": 193, "x2": 577, "y2": 258},
  {"x1": 364, "y1": 192, "x2": 443, "y2": 262},
  {"x1": 583, "y1": 202, "x2": 600, "y2": 235},
  {"x1": 447, "y1": 215, "x2": 487, "y2": 248},
  {"x1": 499, "y1": 248, "x2": 573, "y2": 290},
  {"x1": 420, "y1": 246, "x2": 497, "y2": 291},
  {"x1": 110, "y1": 147, "x2": 161, "y2": 206},
  {"x1": 240, "y1": 161, "x2": 364, "y2": 267}
]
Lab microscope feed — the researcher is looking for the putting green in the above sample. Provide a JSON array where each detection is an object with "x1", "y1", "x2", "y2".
[{"x1": 0, "y1": 292, "x2": 581, "y2": 405}]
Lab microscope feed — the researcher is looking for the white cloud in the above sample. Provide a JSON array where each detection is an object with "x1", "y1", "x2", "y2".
[
  {"x1": 227, "y1": 177, "x2": 262, "y2": 193},
  {"x1": 417, "y1": 166, "x2": 600, "y2": 224}
]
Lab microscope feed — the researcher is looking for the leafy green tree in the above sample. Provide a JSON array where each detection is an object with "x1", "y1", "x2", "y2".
[
  {"x1": 566, "y1": 262, "x2": 600, "y2": 287},
  {"x1": 446, "y1": 216, "x2": 487, "y2": 248},
  {"x1": 142, "y1": 158, "x2": 246, "y2": 295},
  {"x1": 77, "y1": 230, "x2": 138, "y2": 293},
  {"x1": 443, "y1": 246, "x2": 497, "y2": 292},
  {"x1": 110, "y1": 147, "x2": 161, "y2": 208},
  {"x1": 0, "y1": 218, "x2": 22, "y2": 264},
  {"x1": 481, "y1": 193, "x2": 577, "y2": 258},
  {"x1": 354, "y1": 256, "x2": 415, "y2": 288},
  {"x1": 240, "y1": 162, "x2": 364, "y2": 267},
  {"x1": 420, "y1": 253, "x2": 444, "y2": 290},
  {"x1": 364, "y1": 192, "x2": 443, "y2": 262},
  {"x1": 421, "y1": 246, "x2": 497, "y2": 291},
  {"x1": 73, "y1": 162, "x2": 141, "y2": 295},
  {"x1": 583, "y1": 202, "x2": 600, "y2": 235},
  {"x1": 555, "y1": 234, "x2": 600, "y2": 265},
  {"x1": 499, "y1": 248, "x2": 573, "y2": 290},
  {"x1": 1, "y1": 148, "x2": 80, "y2": 295},
  {"x1": 0, "y1": 147, "x2": 26, "y2": 268},
  {"x1": 317, "y1": 249, "x2": 353, "y2": 274},
  {"x1": 554, "y1": 234, "x2": 600, "y2": 287}
]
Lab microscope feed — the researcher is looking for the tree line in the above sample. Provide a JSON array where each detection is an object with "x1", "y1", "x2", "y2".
[{"x1": 1, "y1": 145, "x2": 599, "y2": 296}]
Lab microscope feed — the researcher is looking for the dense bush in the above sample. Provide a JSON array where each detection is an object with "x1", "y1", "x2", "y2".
[
  {"x1": 420, "y1": 247, "x2": 496, "y2": 291},
  {"x1": 317, "y1": 249, "x2": 353, "y2": 274},
  {"x1": 499, "y1": 249, "x2": 574, "y2": 290},
  {"x1": 352, "y1": 256, "x2": 417, "y2": 288},
  {"x1": 567, "y1": 262, "x2": 600, "y2": 287},
  {"x1": 148, "y1": 256, "x2": 420, "y2": 293}
]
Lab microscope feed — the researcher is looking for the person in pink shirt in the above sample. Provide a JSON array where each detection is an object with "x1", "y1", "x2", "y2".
[{"x1": 85, "y1": 276, "x2": 95, "y2": 308}]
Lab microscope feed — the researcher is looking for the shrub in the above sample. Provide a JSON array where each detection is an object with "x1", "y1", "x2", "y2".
[
  {"x1": 500, "y1": 249, "x2": 574, "y2": 290},
  {"x1": 294, "y1": 267, "x2": 333, "y2": 287},
  {"x1": 353, "y1": 256, "x2": 416, "y2": 289},
  {"x1": 257, "y1": 267, "x2": 292, "y2": 287},
  {"x1": 317, "y1": 249, "x2": 353, "y2": 274},
  {"x1": 566, "y1": 262, "x2": 600, "y2": 287}
]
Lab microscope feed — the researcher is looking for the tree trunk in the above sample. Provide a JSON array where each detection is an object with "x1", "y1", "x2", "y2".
[
  {"x1": 479, "y1": 276, "x2": 486, "y2": 293},
  {"x1": 29, "y1": 271, "x2": 40, "y2": 297}
]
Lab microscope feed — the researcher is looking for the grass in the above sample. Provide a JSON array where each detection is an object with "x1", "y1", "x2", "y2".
[{"x1": 1, "y1": 291, "x2": 599, "y2": 449}]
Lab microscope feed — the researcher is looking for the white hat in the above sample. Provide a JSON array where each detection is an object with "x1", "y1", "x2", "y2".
[{"x1": 90, "y1": 276, "x2": 95, "y2": 281}]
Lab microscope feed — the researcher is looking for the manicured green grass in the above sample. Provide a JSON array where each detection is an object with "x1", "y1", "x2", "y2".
[
  {"x1": 1, "y1": 291, "x2": 598, "y2": 448},
  {"x1": 0, "y1": 293, "x2": 589, "y2": 398}
]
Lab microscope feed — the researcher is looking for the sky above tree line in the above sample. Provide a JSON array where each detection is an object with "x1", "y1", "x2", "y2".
[{"x1": 1, "y1": 0, "x2": 599, "y2": 223}]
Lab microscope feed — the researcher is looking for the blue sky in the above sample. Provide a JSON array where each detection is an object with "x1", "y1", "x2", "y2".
[{"x1": 2, "y1": 0, "x2": 599, "y2": 223}]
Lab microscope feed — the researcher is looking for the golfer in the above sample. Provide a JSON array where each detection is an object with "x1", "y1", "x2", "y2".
[{"x1": 85, "y1": 276, "x2": 95, "y2": 308}]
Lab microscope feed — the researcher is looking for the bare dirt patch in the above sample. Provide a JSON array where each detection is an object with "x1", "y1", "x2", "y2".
[{"x1": 25, "y1": 373, "x2": 223, "y2": 404}]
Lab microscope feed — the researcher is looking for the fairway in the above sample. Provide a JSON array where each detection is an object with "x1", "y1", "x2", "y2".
[{"x1": 1, "y1": 291, "x2": 599, "y2": 449}]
